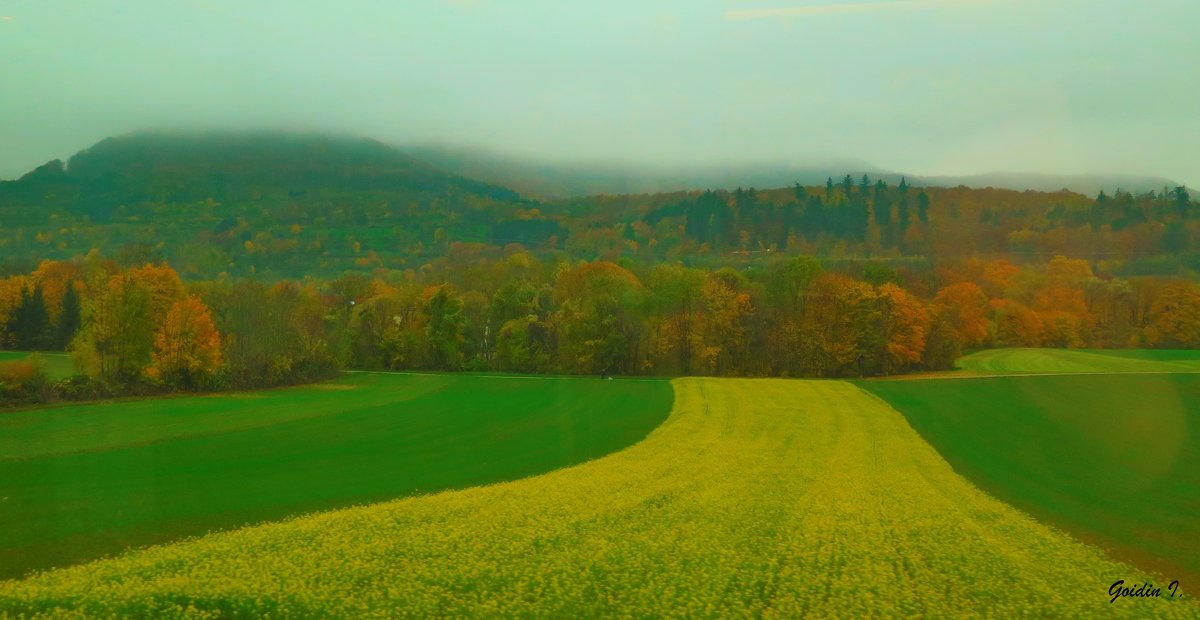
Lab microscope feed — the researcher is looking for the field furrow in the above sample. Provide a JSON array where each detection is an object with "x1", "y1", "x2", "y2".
[{"x1": 1, "y1": 378, "x2": 1193, "y2": 618}]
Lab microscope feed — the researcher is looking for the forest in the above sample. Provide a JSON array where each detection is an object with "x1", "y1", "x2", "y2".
[
  {"x1": 2, "y1": 249, "x2": 1199, "y2": 405},
  {"x1": 1, "y1": 132, "x2": 1197, "y2": 280},
  {"x1": 1, "y1": 132, "x2": 1198, "y2": 404}
]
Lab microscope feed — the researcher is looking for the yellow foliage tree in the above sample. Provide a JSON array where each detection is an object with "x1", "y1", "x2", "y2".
[{"x1": 148, "y1": 295, "x2": 223, "y2": 388}]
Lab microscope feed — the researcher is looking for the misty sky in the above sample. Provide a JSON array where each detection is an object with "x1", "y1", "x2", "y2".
[{"x1": 1, "y1": 0, "x2": 1198, "y2": 185}]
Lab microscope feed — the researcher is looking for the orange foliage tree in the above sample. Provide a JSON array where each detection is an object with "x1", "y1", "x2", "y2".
[
  {"x1": 148, "y1": 295, "x2": 223, "y2": 388},
  {"x1": 879, "y1": 283, "x2": 930, "y2": 374},
  {"x1": 1144, "y1": 282, "x2": 1200, "y2": 348},
  {"x1": 932, "y1": 282, "x2": 991, "y2": 348}
]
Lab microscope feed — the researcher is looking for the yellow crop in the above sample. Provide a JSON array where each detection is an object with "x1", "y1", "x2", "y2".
[{"x1": 1, "y1": 379, "x2": 1194, "y2": 617}]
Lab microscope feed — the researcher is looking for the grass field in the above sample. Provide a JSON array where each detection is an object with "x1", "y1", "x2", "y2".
[
  {"x1": 0, "y1": 372, "x2": 671, "y2": 580},
  {"x1": 0, "y1": 351, "x2": 76, "y2": 381},
  {"x1": 1, "y1": 378, "x2": 1191, "y2": 617},
  {"x1": 955, "y1": 347, "x2": 1200, "y2": 374},
  {"x1": 864, "y1": 353, "x2": 1200, "y2": 586}
]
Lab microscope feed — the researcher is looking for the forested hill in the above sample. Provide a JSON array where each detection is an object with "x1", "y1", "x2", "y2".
[
  {"x1": 0, "y1": 131, "x2": 1196, "y2": 280},
  {"x1": 1, "y1": 131, "x2": 521, "y2": 221}
]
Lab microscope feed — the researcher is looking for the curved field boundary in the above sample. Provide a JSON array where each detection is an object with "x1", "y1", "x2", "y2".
[
  {"x1": 2, "y1": 379, "x2": 1191, "y2": 617},
  {"x1": 862, "y1": 371, "x2": 1200, "y2": 588},
  {"x1": 956, "y1": 348, "x2": 1200, "y2": 374},
  {"x1": 0, "y1": 373, "x2": 670, "y2": 581}
]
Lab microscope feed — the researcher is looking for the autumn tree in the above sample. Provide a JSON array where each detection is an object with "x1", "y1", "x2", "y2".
[
  {"x1": 922, "y1": 310, "x2": 962, "y2": 370},
  {"x1": 800, "y1": 273, "x2": 880, "y2": 377},
  {"x1": 493, "y1": 314, "x2": 553, "y2": 373},
  {"x1": 127, "y1": 264, "x2": 185, "y2": 321},
  {"x1": 646, "y1": 264, "x2": 705, "y2": 374},
  {"x1": 697, "y1": 270, "x2": 753, "y2": 375},
  {"x1": 200, "y1": 279, "x2": 336, "y2": 387},
  {"x1": 31, "y1": 260, "x2": 83, "y2": 329},
  {"x1": 761, "y1": 256, "x2": 821, "y2": 376},
  {"x1": 932, "y1": 282, "x2": 991, "y2": 348},
  {"x1": 0, "y1": 276, "x2": 30, "y2": 346},
  {"x1": 991, "y1": 298, "x2": 1043, "y2": 347},
  {"x1": 72, "y1": 273, "x2": 155, "y2": 381},
  {"x1": 422, "y1": 284, "x2": 465, "y2": 370},
  {"x1": 1144, "y1": 282, "x2": 1200, "y2": 348},
  {"x1": 553, "y1": 261, "x2": 645, "y2": 375},
  {"x1": 148, "y1": 295, "x2": 222, "y2": 388},
  {"x1": 878, "y1": 283, "x2": 930, "y2": 374}
]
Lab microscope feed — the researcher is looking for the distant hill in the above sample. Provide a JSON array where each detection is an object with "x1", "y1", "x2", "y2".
[
  {"x1": 403, "y1": 144, "x2": 1181, "y2": 199},
  {"x1": 1, "y1": 131, "x2": 521, "y2": 222},
  {"x1": 913, "y1": 172, "x2": 1182, "y2": 198}
]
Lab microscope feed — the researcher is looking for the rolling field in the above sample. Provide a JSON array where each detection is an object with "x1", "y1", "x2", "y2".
[
  {"x1": 955, "y1": 347, "x2": 1200, "y2": 374},
  {"x1": 864, "y1": 352, "x2": 1200, "y2": 585},
  {"x1": 0, "y1": 351, "x2": 76, "y2": 381},
  {"x1": 0, "y1": 372, "x2": 671, "y2": 580},
  {"x1": 2, "y1": 379, "x2": 1192, "y2": 617}
]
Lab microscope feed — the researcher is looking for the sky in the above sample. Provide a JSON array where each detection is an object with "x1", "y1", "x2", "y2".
[{"x1": 1, "y1": 0, "x2": 1198, "y2": 185}]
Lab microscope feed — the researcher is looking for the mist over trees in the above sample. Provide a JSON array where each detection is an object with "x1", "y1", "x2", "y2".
[
  {"x1": 1, "y1": 133, "x2": 1198, "y2": 405},
  {"x1": 1, "y1": 133, "x2": 1197, "y2": 282}
]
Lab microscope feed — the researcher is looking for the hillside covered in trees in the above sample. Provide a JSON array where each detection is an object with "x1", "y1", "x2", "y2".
[
  {"x1": 1, "y1": 131, "x2": 1197, "y2": 280},
  {"x1": 2, "y1": 131, "x2": 1199, "y2": 403}
]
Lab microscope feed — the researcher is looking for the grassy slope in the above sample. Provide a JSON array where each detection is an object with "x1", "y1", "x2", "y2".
[
  {"x1": 0, "y1": 373, "x2": 671, "y2": 580},
  {"x1": 956, "y1": 347, "x2": 1200, "y2": 374},
  {"x1": 0, "y1": 352, "x2": 75, "y2": 381},
  {"x1": 863, "y1": 370, "x2": 1200, "y2": 585},
  {"x1": 1, "y1": 379, "x2": 1192, "y2": 617}
]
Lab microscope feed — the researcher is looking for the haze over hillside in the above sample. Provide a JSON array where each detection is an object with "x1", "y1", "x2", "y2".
[
  {"x1": 405, "y1": 144, "x2": 1182, "y2": 199},
  {"x1": 2, "y1": 3, "x2": 1197, "y2": 188},
  {"x1": 1, "y1": 130, "x2": 1195, "y2": 283},
  {"x1": 4, "y1": 130, "x2": 1180, "y2": 203}
]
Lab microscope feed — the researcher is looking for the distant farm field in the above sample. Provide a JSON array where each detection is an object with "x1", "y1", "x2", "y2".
[
  {"x1": 955, "y1": 347, "x2": 1200, "y2": 374},
  {"x1": 864, "y1": 352, "x2": 1200, "y2": 584},
  {"x1": 2, "y1": 379, "x2": 1192, "y2": 618},
  {"x1": 0, "y1": 373, "x2": 671, "y2": 580},
  {"x1": 0, "y1": 352, "x2": 76, "y2": 381}
]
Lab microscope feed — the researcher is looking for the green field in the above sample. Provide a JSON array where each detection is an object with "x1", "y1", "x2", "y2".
[
  {"x1": 2, "y1": 379, "x2": 1192, "y2": 617},
  {"x1": 0, "y1": 352, "x2": 76, "y2": 381},
  {"x1": 865, "y1": 352, "x2": 1200, "y2": 585},
  {"x1": 955, "y1": 347, "x2": 1200, "y2": 374},
  {"x1": 0, "y1": 372, "x2": 671, "y2": 580}
]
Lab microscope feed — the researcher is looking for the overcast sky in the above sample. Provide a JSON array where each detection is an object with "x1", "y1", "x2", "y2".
[{"x1": 1, "y1": 0, "x2": 1197, "y2": 185}]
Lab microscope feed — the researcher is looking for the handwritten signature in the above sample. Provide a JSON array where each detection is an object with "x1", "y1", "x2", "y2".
[{"x1": 1110, "y1": 580, "x2": 1180, "y2": 604}]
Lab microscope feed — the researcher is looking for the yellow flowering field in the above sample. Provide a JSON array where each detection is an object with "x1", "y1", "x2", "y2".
[{"x1": 1, "y1": 379, "x2": 1193, "y2": 618}]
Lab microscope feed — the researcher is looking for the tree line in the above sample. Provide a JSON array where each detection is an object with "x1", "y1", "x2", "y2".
[{"x1": 3, "y1": 249, "x2": 1199, "y2": 405}]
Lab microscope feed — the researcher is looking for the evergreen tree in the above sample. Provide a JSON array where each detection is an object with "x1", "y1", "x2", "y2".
[
  {"x1": 800, "y1": 195, "x2": 826, "y2": 242},
  {"x1": 10, "y1": 285, "x2": 52, "y2": 350},
  {"x1": 872, "y1": 180, "x2": 892, "y2": 229},
  {"x1": 917, "y1": 191, "x2": 931, "y2": 224},
  {"x1": 897, "y1": 195, "x2": 911, "y2": 232},
  {"x1": 57, "y1": 283, "x2": 82, "y2": 349},
  {"x1": 1171, "y1": 186, "x2": 1190, "y2": 219}
]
